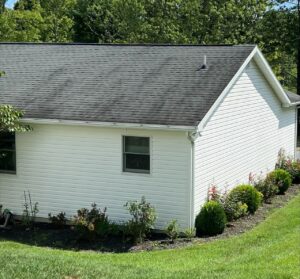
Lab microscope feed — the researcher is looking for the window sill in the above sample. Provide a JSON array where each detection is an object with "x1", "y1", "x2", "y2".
[
  {"x1": 0, "y1": 170, "x2": 16, "y2": 175},
  {"x1": 122, "y1": 170, "x2": 151, "y2": 177}
]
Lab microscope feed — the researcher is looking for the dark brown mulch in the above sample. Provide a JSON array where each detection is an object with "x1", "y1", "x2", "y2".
[{"x1": 0, "y1": 184, "x2": 299, "y2": 253}]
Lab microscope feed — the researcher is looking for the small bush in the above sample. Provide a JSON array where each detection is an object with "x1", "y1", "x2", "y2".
[
  {"x1": 184, "y1": 227, "x2": 196, "y2": 240},
  {"x1": 124, "y1": 196, "x2": 156, "y2": 243},
  {"x1": 73, "y1": 203, "x2": 110, "y2": 240},
  {"x1": 195, "y1": 201, "x2": 227, "y2": 236},
  {"x1": 48, "y1": 212, "x2": 67, "y2": 228},
  {"x1": 254, "y1": 177, "x2": 278, "y2": 203},
  {"x1": 225, "y1": 185, "x2": 262, "y2": 215},
  {"x1": 276, "y1": 148, "x2": 300, "y2": 184},
  {"x1": 267, "y1": 169, "x2": 292, "y2": 195},
  {"x1": 223, "y1": 198, "x2": 248, "y2": 221},
  {"x1": 165, "y1": 220, "x2": 179, "y2": 242}
]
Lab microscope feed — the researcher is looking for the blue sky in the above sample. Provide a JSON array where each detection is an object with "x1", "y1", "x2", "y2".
[{"x1": 6, "y1": 0, "x2": 17, "y2": 9}]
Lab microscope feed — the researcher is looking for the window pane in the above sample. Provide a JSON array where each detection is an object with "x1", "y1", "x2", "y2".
[
  {"x1": 0, "y1": 150, "x2": 16, "y2": 172},
  {"x1": 124, "y1": 137, "x2": 149, "y2": 154},
  {"x1": 0, "y1": 133, "x2": 15, "y2": 149},
  {"x1": 124, "y1": 154, "x2": 150, "y2": 172}
]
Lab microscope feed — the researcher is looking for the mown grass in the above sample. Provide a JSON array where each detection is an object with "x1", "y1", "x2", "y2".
[{"x1": 0, "y1": 194, "x2": 300, "y2": 279}]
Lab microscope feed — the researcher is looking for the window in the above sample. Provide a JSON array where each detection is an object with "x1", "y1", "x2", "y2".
[
  {"x1": 123, "y1": 136, "x2": 150, "y2": 173},
  {"x1": 0, "y1": 132, "x2": 16, "y2": 173}
]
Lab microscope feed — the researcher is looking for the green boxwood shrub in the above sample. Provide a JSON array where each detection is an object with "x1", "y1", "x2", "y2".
[
  {"x1": 195, "y1": 201, "x2": 227, "y2": 236},
  {"x1": 267, "y1": 169, "x2": 292, "y2": 195},
  {"x1": 225, "y1": 184, "x2": 262, "y2": 214}
]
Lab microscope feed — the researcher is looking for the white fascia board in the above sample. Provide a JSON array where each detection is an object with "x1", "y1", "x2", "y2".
[
  {"x1": 253, "y1": 48, "x2": 291, "y2": 107},
  {"x1": 21, "y1": 118, "x2": 196, "y2": 132},
  {"x1": 197, "y1": 46, "x2": 293, "y2": 133}
]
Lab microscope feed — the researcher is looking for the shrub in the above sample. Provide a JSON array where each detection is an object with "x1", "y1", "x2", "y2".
[
  {"x1": 124, "y1": 196, "x2": 156, "y2": 243},
  {"x1": 48, "y1": 212, "x2": 67, "y2": 228},
  {"x1": 276, "y1": 148, "x2": 300, "y2": 184},
  {"x1": 267, "y1": 169, "x2": 292, "y2": 195},
  {"x1": 73, "y1": 203, "x2": 110, "y2": 240},
  {"x1": 195, "y1": 201, "x2": 227, "y2": 236},
  {"x1": 184, "y1": 227, "x2": 196, "y2": 240},
  {"x1": 254, "y1": 177, "x2": 278, "y2": 203},
  {"x1": 165, "y1": 220, "x2": 179, "y2": 242},
  {"x1": 225, "y1": 185, "x2": 262, "y2": 214},
  {"x1": 223, "y1": 198, "x2": 248, "y2": 221}
]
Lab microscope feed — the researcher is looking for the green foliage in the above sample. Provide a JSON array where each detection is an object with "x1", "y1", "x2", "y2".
[
  {"x1": 276, "y1": 149, "x2": 300, "y2": 183},
  {"x1": 254, "y1": 177, "x2": 279, "y2": 203},
  {"x1": 48, "y1": 211, "x2": 67, "y2": 228},
  {"x1": 124, "y1": 196, "x2": 156, "y2": 243},
  {"x1": 223, "y1": 199, "x2": 248, "y2": 222},
  {"x1": 195, "y1": 201, "x2": 227, "y2": 236},
  {"x1": 267, "y1": 169, "x2": 292, "y2": 195},
  {"x1": 165, "y1": 220, "x2": 179, "y2": 242},
  {"x1": 225, "y1": 185, "x2": 262, "y2": 214},
  {"x1": 184, "y1": 227, "x2": 196, "y2": 240},
  {"x1": 22, "y1": 190, "x2": 39, "y2": 228},
  {"x1": 73, "y1": 203, "x2": 110, "y2": 240},
  {"x1": 0, "y1": 105, "x2": 31, "y2": 132}
]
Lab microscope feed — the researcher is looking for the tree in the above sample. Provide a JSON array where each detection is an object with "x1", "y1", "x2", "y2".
[
  {"x1": 0, "y1": 0, "x2": 7, "y2": 14},
  {"x1": 39, "y1": 0, "x2": 75, "y2": 42},
  {"x1": 257, "y1": 1, "x2": 299, "y2": 92},
  {"x1": 0, "y1": 105, "x2": 31, "y2": 132}
]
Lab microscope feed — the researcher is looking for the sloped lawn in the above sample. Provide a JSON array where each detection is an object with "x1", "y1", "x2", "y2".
[{"x1": 0, "y1": 193, "x2": 299, "y2": 279}]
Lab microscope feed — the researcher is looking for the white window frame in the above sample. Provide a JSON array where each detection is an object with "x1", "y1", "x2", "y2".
[{"x1": 122, "y1": 135, "x2": 151, "y2": 174}]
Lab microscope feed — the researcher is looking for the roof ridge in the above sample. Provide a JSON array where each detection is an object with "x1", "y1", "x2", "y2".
[{"x1": 0, "y1": 42, "x2": 256, "y2": 47}]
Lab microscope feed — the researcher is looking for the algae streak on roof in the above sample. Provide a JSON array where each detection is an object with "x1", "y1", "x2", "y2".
[{"x1": 0, "y1": 43, "x2": 255, "y2": 126}]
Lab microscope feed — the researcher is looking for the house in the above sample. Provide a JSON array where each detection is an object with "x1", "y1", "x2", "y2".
[{"x1": 0, "y1": 43, "x2": 299, "y2": 229}]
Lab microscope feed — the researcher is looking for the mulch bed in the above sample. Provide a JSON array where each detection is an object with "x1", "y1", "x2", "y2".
[{"x1": 0, "y1": 184, "x2": 299, "y2": 253}]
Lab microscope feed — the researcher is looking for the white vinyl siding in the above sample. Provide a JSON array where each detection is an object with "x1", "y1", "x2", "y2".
[
  {"x1": 0, "y1": 125, "x2": 191, "y2": 229},
  {"x1": 194, "y1": 61, "x2": 296, "y2": 216}
]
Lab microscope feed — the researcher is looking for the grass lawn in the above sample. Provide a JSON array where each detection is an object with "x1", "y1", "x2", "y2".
[{"x1": 0, "y1": 194, "x2": 300, "y2": 279}]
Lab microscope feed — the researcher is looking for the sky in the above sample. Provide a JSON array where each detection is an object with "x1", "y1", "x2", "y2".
[{"x1": 6, "y1": 0, "x2": 17, "y2": 9}]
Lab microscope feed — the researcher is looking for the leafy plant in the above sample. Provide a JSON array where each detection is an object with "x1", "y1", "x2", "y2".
[
  {"x1": 22, "y1": 191, "x2": 39, "y2": 228},
  {"x1": 73, "y1": 203, "x2": 110, "y2": 240},
  {"x1": 48, "y1": 212, "x2": 67, "y2": 228},
  {"x1": 195, "y1": 201, "x2": 227, "y2": 236},
  {"x1": 267, "y1": 169, "x2": 292, "y2": 195},
  {"x1": 0, "y1": 105, "x2": 31, "y2": 132},
  {"x1": 184, "y1": 227, "x2": 196, "y2": 240},
  {"x1": 165, "y1": 220, "x2": 179, "y2": 242},
  {"x1": 223, "y1": 199, "x2": 248, "y2": 221},
  {"x1": 254, "y1": 177, "x2": 279, "y2": 203},
  {"x1": 207, "y1": 184, "x2": 221, "y2": 202},
  {"x1": 225, "y1": 185, "x2": 262, "y2": 214},
  {"x1": 124, "y1": 196, "x2": 156, "y2": 243}
]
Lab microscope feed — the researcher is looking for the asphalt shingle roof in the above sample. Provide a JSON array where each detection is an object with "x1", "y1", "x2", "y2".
[{"x1": 0, "y1": 43, "x2": 255, "y2": 127}]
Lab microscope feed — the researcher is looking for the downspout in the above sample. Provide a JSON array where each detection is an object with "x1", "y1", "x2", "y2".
[{"x1": 187, "y1": 131, "x2": 199, "y2": 228}]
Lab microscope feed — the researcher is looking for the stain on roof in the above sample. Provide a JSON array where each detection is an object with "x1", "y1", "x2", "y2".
[{"x1": 0, "y1": 43, "x2": 255, "y2": 126}]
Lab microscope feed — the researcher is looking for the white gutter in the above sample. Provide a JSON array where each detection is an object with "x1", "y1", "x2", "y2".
[{"x1": 21, "y1": 118, "x2": 196, "y2": 132}]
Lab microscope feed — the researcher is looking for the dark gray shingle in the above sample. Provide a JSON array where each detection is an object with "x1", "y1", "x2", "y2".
[{"x1": 0, "y1": 43, "x2": 255, "y2": 126}]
